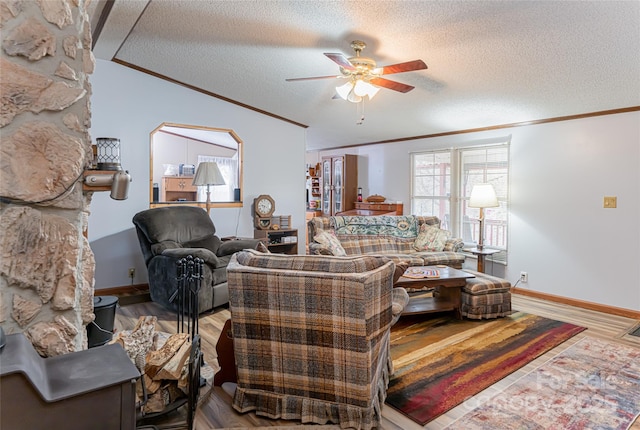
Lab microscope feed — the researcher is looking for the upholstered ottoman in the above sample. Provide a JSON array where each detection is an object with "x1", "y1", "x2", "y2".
[{"x1": 461, "y1": 271, "x2": 512, "y2": 319}]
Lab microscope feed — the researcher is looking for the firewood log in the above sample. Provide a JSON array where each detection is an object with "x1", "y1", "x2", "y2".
[
  {"x1": 143, "y1": 387, "x2": 169, "y2": 413},
  {"x1": 145, "y1": 333, "x2": 189, "y2": 379},
  {"x1": 153, "y1": 340, "x2": 191, "y2": 381},
  {"x1": 110, "y1": 315, "x2": 157, "y2": 363},
  {"x1": 143, "y1": 374, "x2": 162, "y2": 395}
]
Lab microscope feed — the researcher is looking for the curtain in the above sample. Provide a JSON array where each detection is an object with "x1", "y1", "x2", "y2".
[{"x1": 196, "y1": 155, "x2": 238, "y2": 202}]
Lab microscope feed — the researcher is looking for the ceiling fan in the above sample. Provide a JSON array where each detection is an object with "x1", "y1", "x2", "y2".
[{"x1": 286, "y1": 40, "x2": 427, "y2": 103}]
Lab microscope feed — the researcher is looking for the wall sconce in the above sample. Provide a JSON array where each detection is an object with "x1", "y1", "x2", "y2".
[
  {"x1": 83, "y1": 137, "x2": 132, "y2": 200},
  {"x1": 84, "y1": 170, "x2": 131, "y2": 200},
  {"x1": 95, "y1": 137, "x2": 122, "y2": 170}
]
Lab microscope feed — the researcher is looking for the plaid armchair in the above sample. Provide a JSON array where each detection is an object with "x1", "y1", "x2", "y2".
[{"x1": 226, "y1": 250, "x2": 409, "y2": 429}]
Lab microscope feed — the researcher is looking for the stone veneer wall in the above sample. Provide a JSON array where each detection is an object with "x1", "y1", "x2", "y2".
[{"x1": 0, "y1": 0, "x2": 95, "y2": 357}]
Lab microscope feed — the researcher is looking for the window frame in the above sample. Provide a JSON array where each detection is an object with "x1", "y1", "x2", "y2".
[{"x1": 410, "y1": 141, "x2": 510, "y2": 264}]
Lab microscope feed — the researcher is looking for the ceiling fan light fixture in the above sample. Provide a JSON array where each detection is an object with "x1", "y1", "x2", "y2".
[
  {"x1": 288, "y1": 40, "x2": 427, "y2": 101},
  {"x1": 354, "y1": 80, "x2": 380, "y2": 99},
  {"x1": 347, "y1": 88, "x2": 362, "y2": 103},
  {"x1": 336, "y1": 81, "x2": 353, "y2": 100},
  {"x1": 337, "y1": 80, "x2": 379, "y2": 103}
]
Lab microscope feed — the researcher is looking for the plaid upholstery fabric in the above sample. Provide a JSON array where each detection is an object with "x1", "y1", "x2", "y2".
[
  {"x1": 228, "y1": 250, "x2": 399, "y2": 429},
  {"x1": 307, "y1": 215, "x2": 465, "y2": 268},
  {"x1": 461, "y1": 271, "x2": 512, "y2": 319}
]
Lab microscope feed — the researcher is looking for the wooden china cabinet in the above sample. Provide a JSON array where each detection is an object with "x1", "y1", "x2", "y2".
[{"x1": 320, "y1": 154, "x2": 357, "y2": 216}]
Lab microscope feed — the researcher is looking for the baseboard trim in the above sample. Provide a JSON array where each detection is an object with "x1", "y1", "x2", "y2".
[
  {"x1": 96, "y1": 283, "x2": 149, "y2": 296},
  {"x1": 512, "y1": 288, "x2": 640, "y2": 319}
]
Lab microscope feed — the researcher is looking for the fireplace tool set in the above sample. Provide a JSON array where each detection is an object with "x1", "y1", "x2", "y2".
[{"x1": 137, "y1": 255, "x2": 203, "y2": 430}]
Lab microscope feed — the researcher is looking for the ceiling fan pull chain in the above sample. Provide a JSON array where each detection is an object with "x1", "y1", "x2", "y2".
[{"x1": 356, "y1": 99, "x2": 365, "y2": 125}]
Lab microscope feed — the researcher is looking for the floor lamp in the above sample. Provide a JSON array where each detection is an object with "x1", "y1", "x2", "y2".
[
  {"x1": 192, "y1": 162, "x2": 226, "y2": 214},
  {"x1": 469, "y1": 183, "x2": 499, "y2": 250}
]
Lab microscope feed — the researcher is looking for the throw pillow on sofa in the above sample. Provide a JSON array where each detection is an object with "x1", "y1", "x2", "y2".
[
  {"x1": 314, "y1": 230, "x2": 347, "y2": 256},
  {"x1": 413, "y1": 224, "x2": 451, "y2": 252}
]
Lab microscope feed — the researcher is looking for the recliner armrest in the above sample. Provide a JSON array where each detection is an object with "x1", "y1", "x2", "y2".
[
  {"x1": 151, "y1": 240, "x2": 181, "y2": 256},
  {"x1": 161, "y1": 247, "x2": 221, "y2": 267},
  {"x1": 217, "y1": 239, "x2": 262, "y2": 256}
]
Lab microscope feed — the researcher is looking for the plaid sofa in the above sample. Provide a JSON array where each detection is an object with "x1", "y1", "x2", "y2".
[
  {"x1": 227, "y1": 250, "x2": 409, "y2": 429},
  {"x1": 308, "y1": 215, "x2": 465, "y2": 269}
]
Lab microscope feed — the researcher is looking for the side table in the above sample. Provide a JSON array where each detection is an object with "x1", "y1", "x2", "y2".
[{"x1": 464, "y1": 248, "x2": 500, "y2": 273}]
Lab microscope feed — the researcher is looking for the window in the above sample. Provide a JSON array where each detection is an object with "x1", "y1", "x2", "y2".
[
  {"x1": 412, "y1": 150, "x2": 452, "y2": 229},
  {"x1": 411, "y1": 143, "x2": 510, "y2": 263},
  {"x1": 196, "y1": 155, "x2": 238, "y2": 202}
]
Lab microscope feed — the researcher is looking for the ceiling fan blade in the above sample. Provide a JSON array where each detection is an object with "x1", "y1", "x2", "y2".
[
  {"x1": 324, "y1": 53, "x2": 356, "y2": 71},
  {"x1": 370, "y1": 77, "x2": 415, "y2": 93},
  {"x1": 286, "y1": 75, "x2": 341, "y2": 82},
  {"x1": 380, "y1": 60, "x2": 427, "y2": 75}
]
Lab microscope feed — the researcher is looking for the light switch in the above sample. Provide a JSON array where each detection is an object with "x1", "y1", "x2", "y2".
[{"x1": 603, "y1": 196, "x2": 617, "y2": 208}]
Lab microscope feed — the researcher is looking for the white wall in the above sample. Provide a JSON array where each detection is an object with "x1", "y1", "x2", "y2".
[
  {"x1": 314, "y1": 111, "x2": 640, "y2": 311},
  {"x1": 89, "y1": 60, "x2": 306, "y2": 289},
  {"x1": 152, "y1": 133, "x2": 236, "y2": 186}
]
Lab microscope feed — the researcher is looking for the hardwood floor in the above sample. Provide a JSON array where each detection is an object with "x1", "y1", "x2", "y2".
[{"x1": 115, "y1": 294, "x2": 640, "y2": 429}]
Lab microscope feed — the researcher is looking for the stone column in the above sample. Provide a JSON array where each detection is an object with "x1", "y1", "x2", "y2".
[{"x1": 1, "y1": 0, "x2": 95, "y2": 356}]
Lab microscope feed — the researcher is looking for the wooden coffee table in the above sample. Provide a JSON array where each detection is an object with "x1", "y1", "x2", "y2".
[{"x1": 394, "y1": 266, "x2": 475, "y2": 320}]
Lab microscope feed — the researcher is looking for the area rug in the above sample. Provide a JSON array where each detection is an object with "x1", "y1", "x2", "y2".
[
  {"x1": 444, "y1": 336, "x2": 640, "y2": 429},
  {"x1": 386, "y1": 311, "x2": 586, "y2": 425}
]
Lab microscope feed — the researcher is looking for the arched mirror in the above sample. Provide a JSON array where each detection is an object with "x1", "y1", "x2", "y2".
[{"x1": 149, "y1": 123, "x2": 243, "y2": 208}]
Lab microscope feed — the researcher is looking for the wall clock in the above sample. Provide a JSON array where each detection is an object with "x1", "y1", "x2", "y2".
[{"x1": 254, "y1": 194, "x2": 275, "y2": 229}]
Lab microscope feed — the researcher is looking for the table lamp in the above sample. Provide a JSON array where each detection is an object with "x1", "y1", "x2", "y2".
[
  {"x1": 468, "y1": 183, "x2": 499, "y2": 250},
  {"x1": 192, "y1": 162, "x2": 226, "y2": 214}
]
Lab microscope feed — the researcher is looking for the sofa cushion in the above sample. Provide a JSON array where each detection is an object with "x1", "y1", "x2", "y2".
[
  {"x1": 338, "y1": 235, "x2": 416, "y2": 255},
  {"x1": 463, "y1": 271, "x2": 511, "y2": 294},
  {"x1": 413, "y1": 224, "x2": 451, "y2": 252},
  {"x1": 417, "y1": 251, "x2": 466, "y2": 267},
  {"x1": 255, "y1": 241, "x2": 271, "y2": 253},
  {"x1": 331, "y1": 215, "x2": 419, "y2": 238},
  {"x1": 360, "y1": 253, "x2": 424, "y2": 267},
  {"x1": 313, "y1": 230, "x2": 347, "y2": 256}
]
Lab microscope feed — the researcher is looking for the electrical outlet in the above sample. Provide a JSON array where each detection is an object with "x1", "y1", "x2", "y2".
[
  {"x1": 128, "y1": 268, "x2": 135, "y2": 279},
  {"x1": 520, "y1": 271, "x2": 528, "y2": 283}
]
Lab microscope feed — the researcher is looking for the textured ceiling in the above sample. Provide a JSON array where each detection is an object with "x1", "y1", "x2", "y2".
[{"x1": 92, "y1": 0, "x2": 640, "y2": 151}]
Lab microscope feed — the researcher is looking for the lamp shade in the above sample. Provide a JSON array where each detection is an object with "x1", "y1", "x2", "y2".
[
  {"x1": 469, "y1": 183, "x2": 499, "y2": 208},
  {"x1": 336, "y1": 81, "x2": 354, "y2": 100},
  {"x1": 110, "y1": 170, "x2": 131, "y2": 200},
  {"x1": 192, "y1": 162, "x2": 226, "y2": 186}
]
